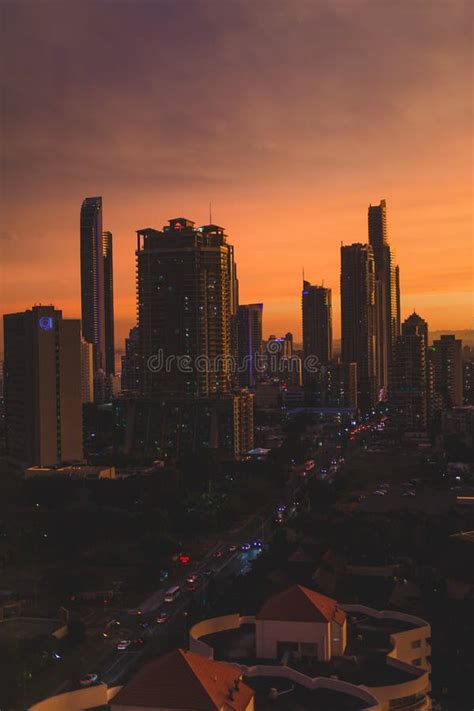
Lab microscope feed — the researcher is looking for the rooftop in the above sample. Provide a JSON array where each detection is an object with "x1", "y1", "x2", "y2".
[
  {"x1": 110, "y1": 648, "x2": 253, "y2": 710},
  {"x1": 256, "y1": 585, "x2": 346, "y2": 625},
  {"x1": 247, "y1": 677, "x2": 374, "y2": 710}
]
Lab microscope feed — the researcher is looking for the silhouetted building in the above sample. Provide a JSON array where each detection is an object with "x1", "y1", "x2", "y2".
[
  {"x1": 114, "y1": 390, "x2": 254, "y2": 461},
  {"x1": 368, "y1": 200, "x2": 400, "y2": 398},
  {"x1": 80, "y1": 338, "x2": 94, "y2": 403},
  {"x1": 237, "y1": 304, "x2": 263, "y2": 388},
  {"x1": 302, "y1": 281, "x2": 332, "y2": 389},
  {"x1": 80, "y1": 197, "x2": 115, "y2": 388},
  {"x1": 391, "y1": 331, "x2": 427, "y2": 431},
  {"x1": 431, "y1": 335, "x2": 463, "y2": 408},
  {"x1": 340, "y1": 243, "x2": 376, "y2": 410},
  {"x1": 102, "y1": 230, "x2": 115, "y2": 375},
  {"x1": 463, "y1": 357, "x2": 473, "y2": 406},
  {"x1": 121, "y1": 326, "x2": 141, "y2": 393},
  {"x1": 3, "y1": 306, "x2": 82, "y2": 467},
  {"x1": 136, "y1": 219, "x2": 238, "y2": 399}
]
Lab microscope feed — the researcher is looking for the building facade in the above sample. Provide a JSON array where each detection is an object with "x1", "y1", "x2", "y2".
[
  {"x1": 340, "y1": 243, "x2": 376, "y2": 411},
  {"x1": 431, "y1": 335, "x2": 463, "y2": 408},
  {"x1": 368, "y1": 200, "x2": 400, "y2": 398},
  {"x1": 3, "y1": 306, "x2": 83, "y2": 468},
  {"x1": 80, "y1": 197, "x2": 115, "y2": 383},
  {"x1": 237, "y1": 304, "x2": 263, "y2": 388},
  {"x1": 136, "y1": 219, "x2": 238, "y2": 399},
  {"x1": 121, "y1": 326, "x2": 141, "y2": 393},
  {"x1": 302, "y1": 281, "x2": 332, "y2": 390}
]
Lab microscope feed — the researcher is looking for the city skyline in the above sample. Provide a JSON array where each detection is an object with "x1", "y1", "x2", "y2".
[{"x1": 1, "y1": 0, "x2": 472, "y2": 347}]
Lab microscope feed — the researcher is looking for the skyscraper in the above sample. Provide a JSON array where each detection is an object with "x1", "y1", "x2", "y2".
[
  {"x1": 391, "y1": 325, "x2": 427, "y2": 431},
  {"x1": 3, "y1": 306, "x2": 82, "y2": 467},
  {"x1": 302, "y1": 281, "x2": 332, "y2": 383},
  {"x1": 136, "y1": 218, "x2": 238, "y2": 399},
  {"x1": 237, "y1": 304, "x2": 263, "y2": 388},
  {"x1": 340, "y1": 243, "x2": 376, "y2": 410},
  {"x1": 368, "y1": 200, "x2": 400, "y2": 397},
  {"x1": 80, "y1": 197, "x2": 115, "y2": 382},
  {"x1": 80, "y1": 338, "x2": 94, "y2": 404},
  {"x1": 102, "y1": 230, "x2": 115, "y2": 376},
  {"x1": 431, "y1": 335, "x2": 463, "y2": 408}
]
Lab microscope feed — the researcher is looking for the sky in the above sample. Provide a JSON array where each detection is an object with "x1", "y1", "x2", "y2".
[{"x1": 1, "y1": 0, "x2": 473, "y2": 348}]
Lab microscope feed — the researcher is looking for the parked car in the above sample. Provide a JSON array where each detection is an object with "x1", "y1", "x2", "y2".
[{"x1": 80, "y1": 674, "x2": 98, "y2": 687}]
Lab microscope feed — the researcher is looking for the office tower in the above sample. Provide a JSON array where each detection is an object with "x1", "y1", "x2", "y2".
[
  {"x1": 136, "y1": 218, "x2": 238, "y2": 398},
  {"x1": 302, "y1": 281, "x2": 332, "y2": 389},
  {"x1": 340, "y1": 243, "x2": 376, "y2": 411},
  {"x1": 463, "y1": 356, "x2": 473, "y2": 406},
  {"x1": 80, "y1": 338, "x2": 94, "y2": 403},
  {"x1": 391, "y1": 331, "x2": 427, "y2": 431},
  {"x1": 80, "y1": 197, "x2": 115, "y2": 381},
  {"x1": 368, "y1": 200, "x2": 400, "y2": 397},
  {"x1": 3, "y1": 306, "x2": 82, "y2": 467},
  {"x1": 237, "y1": 304, "x2": 263, "y2": 388},
  {"x1": 102, "y1": 230, "x2": 115, "y2": 376},
  {"x1": 121, "y1": 326, "x2": 141, "y2": 393},
  {"x1": 431, "y1": 335, "x2": 463, "y2": 407}
]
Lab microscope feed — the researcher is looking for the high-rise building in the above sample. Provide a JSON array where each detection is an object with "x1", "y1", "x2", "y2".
[
  {"x1": 80, "y1": 197, "x2": 115, "y2": 382},
  {"x1": 368, "y1": 200, "x2": 400, "y2": 397},
  {"x1": 340, "y1": 243, "x2": 376, "y2": 410},
  {"x1": 121, "y1": 326, "x2": 141, "y2": 393},
  {"x1": 3, "y1": 306, "x2": 82, "y2": 468},
  {"x1": 136, "y1": 218, "x2": 238, "y2": 399},
  {"x1": 431, "y1": 335, "x2": 463, "y2": 408},
  {"x1": 237, "y1": 304, "x2": 263, "y2": 388},
  {"x1": 80, "y1": 338, "x2": 94, "y2": 404},
  {"x1": 402, "y1": 311, "x2": 428, "y2": 345},
  {"x1": 102, "y1": 230, "x2": 115, "y2": 376},
  {"x1": 302, "y1": 281, "x2": 332, "y2": 388},
  {"x1": 391, "y1": 331, "x2": 427, "y2": 431}
]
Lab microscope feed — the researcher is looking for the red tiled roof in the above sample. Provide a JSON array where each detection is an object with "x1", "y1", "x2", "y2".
[
  {"x1": 110, "y1": 648, "x2": 253, "y2": 710},
  {"x1": 256, "y1": 585, "x2": 346, "y2": 625}
]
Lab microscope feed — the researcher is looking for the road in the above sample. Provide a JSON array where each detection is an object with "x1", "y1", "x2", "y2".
[{"x1": 36, "y1": 438, "x2": 345, "y2": 703}]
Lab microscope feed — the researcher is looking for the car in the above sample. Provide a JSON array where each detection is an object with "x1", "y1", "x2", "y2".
[
  {"x1": 133, "y1": 637, "x2": 145, "y2": 646},
  {"x1": 241, "y1": 543, "x2": 251, "y2": 551},
  {"x1": 80, "y1": 674, "x2": 99, "y2": 687},
  {"x1": 252, "y1": 539, "x2": 263, "y2": 549},
  {"x1": 212, "y1": 550, "x2": 223, "y2": 559},
  {"x1": 401, "y1": 490, "x2": 416, "y2": 497},
  {"x1": 373, "y1": 490, "x2": 386, "y2": 496},
  {"x1": 186, "y1": 573, "x2": 199, "y2": 584},
  {"x1": 156, "y1": 612, "x2": 169, "y2": 624},
  {"x1": 227, "y1": 544, "x2": 238, "y2": 553},
  {"x1": 116, "y1": 639, "x2": 131, "y2": 651},
  {"x1": 202, "y1": 568, "x2": 213, "y2": 577}
]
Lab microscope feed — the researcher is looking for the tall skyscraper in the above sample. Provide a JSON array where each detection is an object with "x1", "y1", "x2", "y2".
[
  {"x1": 340, "y1": 243, "x2": 376, "y2": 410},
  {"x1": 102, "y1": 230, "x2": 115, "y2": 376},
  {"x1": 431, "y1": 335, "x2": 463, "y2": 408},
  {"x1": 237, "y1": 304, "x2": 263, "y2": 388},
  {"x1": 3, "y1": 306, "x2": 83, "y2": 467},
  {"x1": 368, "y1": 200, "x2": 400, "y2": 397},
  {"x1": 80, "y1": 338, "x2": 94, "y2": 403},
  {"x1": 136, "y1": 218, "x2": 238, "y2": 398},
  {"x1": 80, "y1": 197, "x2": 115, "y2": 382},
  {"x1": 302, "y1": 281, "x2": 332, "y2": 382}
]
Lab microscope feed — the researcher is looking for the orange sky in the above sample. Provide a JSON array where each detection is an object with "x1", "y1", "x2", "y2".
[{"x1": 1, "y1": 1, "x2": 473, "y2": 348}]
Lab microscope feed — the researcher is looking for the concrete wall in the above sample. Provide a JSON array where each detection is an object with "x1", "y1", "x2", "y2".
[
  {"x1": 330, "y1": 619, "x2": 346, "y2": 656},
  {"x1": 255, "y1": 619, "x2": 330, "y2": 661},
  {"x1": 28, "y1": 684, "x2": 114, "y2": 711}
]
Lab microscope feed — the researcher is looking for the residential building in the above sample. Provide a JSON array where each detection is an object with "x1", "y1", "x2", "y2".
[
  {"x1": 80, "y1": 338, "x2": 94, "y2": 404},
  {"x1": 340, "y1": 243, "x2": 376, "y2": 411},
  {"x1": 121, "y1": 326, "x2": 141, "y2": 393},
  {"x1": 368, "y1": 200, "x2": 400, "y2": 398},
  {"x1": 431, "y1": 335, "x2": 463, "y2": 408},
  {"x1": 136, "y1": 219, "x2": 238, "y2": 399},
  {"x1": 302, "y1": 281, "x2": 332, "y2": 385},
  {"x1": 80, "y1": 197, "x2": 115, "y2": 386},
  {"x1": 237, "y1": 304, "x2": 263, "y2": 388},
  {"x1": 391, "y1": 332, "x2": 427, "y2": 431},
  {"x1": 3, "y1": 306, "x2": 82, "y2": 468}
]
